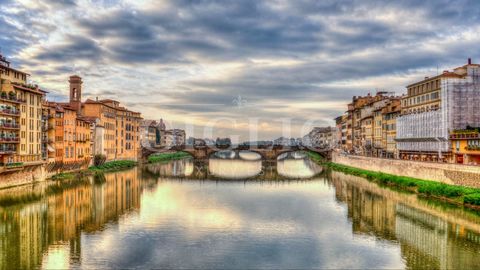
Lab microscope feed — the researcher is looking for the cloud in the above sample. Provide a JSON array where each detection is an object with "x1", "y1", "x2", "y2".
[{"x1": 2, "y1": 0, "x2": 480, "y2": 139}]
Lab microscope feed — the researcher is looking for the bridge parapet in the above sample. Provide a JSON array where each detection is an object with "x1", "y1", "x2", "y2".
[{"x1": 142, "y1": 145, "x2": 331, "y2": 161}]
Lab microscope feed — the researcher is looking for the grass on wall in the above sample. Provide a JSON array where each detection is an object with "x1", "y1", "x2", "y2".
[
  {"x1": 148, "y1": 152, "x2": 191, "y2": 163},
  {"x1": 324, "y1": 161, "x2": 480, "y2": 206}
]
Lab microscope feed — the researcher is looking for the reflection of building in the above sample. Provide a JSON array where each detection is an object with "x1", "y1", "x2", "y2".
[
  {"x1": 330, "y1": 171, "x2": 480, "y2": 269},
  {"x1": 146, "y1": 158, "x2": 193, "y2": 177},
  {"x1": 0, "y1": 169, "x2": 142, "y2": 269}
]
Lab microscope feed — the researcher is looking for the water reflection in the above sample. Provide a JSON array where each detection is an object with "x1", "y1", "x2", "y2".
[
  {"x1": 277, "y1": 158, "x2": 323, "y2": 178},
  {"x1": 145, "y1": 151, "x2": 323, "y2": 180},
  {"x1": 1, "y1": 161, "x2": 480, "y2": 269},
  {"x1": 209, "y1": 158, "x2": 262, "y2": 179},
  {"x1": 144, "y1": 158, "x2": 194, "y2": 177},
  {"x1": 0, "y1": 169, "x2": 141, "y2": 269}
]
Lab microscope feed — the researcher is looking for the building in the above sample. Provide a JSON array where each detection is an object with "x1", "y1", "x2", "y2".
[
  {"x1": 164, "y1": 129, "x2": 186, "y2": 148},
  {"x1": 43, "y1": 102, "x2": 92, "y2": 172},
  {"x1": 303, "y1": 127, "x2": 337, "y2": 148},
  {"x1": 381, "y1": 98, "x2": 401, "y2": 158},
  {"x1": 68, "y1": 75, "x2": 142, "y2": 161},
  {"x1": 347, "y1": 92, "x2": 391, "y2": 155},
  {"x1": 450, "y1": 129, "x2": 480, "y2": 164},
  {"x1": 338, "y1": 91, "x2": 400, "y2": 156},
  {"x1": 335, "y1": 114, "x2": 348, "y2": 148},
  {"x1": 140, "y1": 120, "x2": 162, "y2": 148},
  {"x1": 0, "y1": 54, "x2": 46, "y2": 173},
  {"x1": 348, "y1": 93, "x2": 389, "y2": 154},
  {"x1": 396, "y1": 59, "x2": 480, "y2": 162},
  {"x1": 156, "y1": 118, "x2": 167, "y2": 147}
]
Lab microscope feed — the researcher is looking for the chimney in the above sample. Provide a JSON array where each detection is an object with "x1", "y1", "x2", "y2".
[{"x1": 468, "y1": 58, "x2": 472, "y2": 65}]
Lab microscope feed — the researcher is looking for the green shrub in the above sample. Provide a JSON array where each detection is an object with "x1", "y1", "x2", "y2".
[
  {"x1": 464, "y1": 193, "x2": 480, "y2": 205},
  {"x1": 89, "y1": 160, "x2": 136, "y2": 172},
  {"x1": 94, "y1": 154, "x2": 107, "y2": 166}
]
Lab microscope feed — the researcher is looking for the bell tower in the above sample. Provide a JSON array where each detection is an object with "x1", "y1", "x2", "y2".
[{"x1": 69, "y1": 75, "x2": 82, "y2": 114}]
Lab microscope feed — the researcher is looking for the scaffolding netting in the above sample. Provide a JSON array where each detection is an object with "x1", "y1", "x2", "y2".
[{"x1": 396, "y1": 66, "x2": 480, "y2": 153}]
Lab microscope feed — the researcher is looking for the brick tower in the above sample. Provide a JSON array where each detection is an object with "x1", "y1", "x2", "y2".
[{"x1": 69, "y1": 75, "x2": 83, "y2": 114}]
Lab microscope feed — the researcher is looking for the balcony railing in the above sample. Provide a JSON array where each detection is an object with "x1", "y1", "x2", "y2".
[
  {"x1": 0, "y1": 137, "x2": 20, "y2": 143},
  {"x1": 0, "y1": 123, "x2": 20, "y2": 129},
  {"x1": 0, "y1": 109, "x2": 20, "y2": 116},
  {"x1": 0, "y1": 145, "x2": 17, "y2": 153},
  {"x1": 0, "y1": 96, "x2": 26, "y2": 104},
  {"x1": 450, "y1": 133, "x2": 480, "y2": 140}
]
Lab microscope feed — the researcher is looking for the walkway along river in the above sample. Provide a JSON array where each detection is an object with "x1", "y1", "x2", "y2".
[{"x1": 0, "y1": 151, "x2": 480, "y2": 269}]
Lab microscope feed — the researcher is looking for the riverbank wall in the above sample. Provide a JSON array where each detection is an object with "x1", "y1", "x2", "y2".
[
  {"x1": 0, "y1": 165, "x2": 47, "y2": 189},
  {"x1": 332, "y1": 152, "x2": 480, "y2": 188}
]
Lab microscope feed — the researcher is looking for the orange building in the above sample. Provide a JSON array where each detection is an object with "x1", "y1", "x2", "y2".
[
  {"x1": 43, "y1": 102, "x2": 92, "y2": 171},
  {"x1": 50, "y1": 75, "x2": 143, "y2": 162},
  {"x1": 82, "y1": 99, "x2": 141, "y2": 161}
]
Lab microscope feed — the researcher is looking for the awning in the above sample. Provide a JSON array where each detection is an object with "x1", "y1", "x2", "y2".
[{"x1": 47, "y1": 144, "x2": 55, "y2": 153}]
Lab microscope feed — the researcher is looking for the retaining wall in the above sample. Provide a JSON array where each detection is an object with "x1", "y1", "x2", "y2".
[
  {"x1": 0, "y1": 166, "x2": 46, "y2": 189},
  {"x1": 332, "y1": 152, "x2": 480, "y2": 188}
]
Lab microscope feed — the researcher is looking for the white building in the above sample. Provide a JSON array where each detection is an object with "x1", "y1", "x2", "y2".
[{"x1": 396, "y1": 59, "x2": 480, "y2": 160}]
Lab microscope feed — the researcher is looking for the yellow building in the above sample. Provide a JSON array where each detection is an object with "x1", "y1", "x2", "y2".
[
  {"x1": 0, "y1": 54, "x2": 46, "y2": 172},
  {"x1": 373, "y1": 107, "x2": 383, "y2": 155},
  {"x1": 360, "y1": 116, "x2": 373, "y2": 155},
  {"x1": 450, "y1": 129, "x2": 480, "y2": 164},
  {"x1": 82, "y1": 99, "x2": 142, "y2": 161},
  {"x1": 382, "y1": 99, "x2": 401, "y2": 158}
]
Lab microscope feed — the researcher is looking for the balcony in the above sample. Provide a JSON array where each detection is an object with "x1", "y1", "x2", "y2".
[
  {"x1": 42, "y1": 124, "x2": 54, "y2": 131},
  {"x1": 0, "y1": 137, "x2": 20, "y2": 143},
  {"x1": 0, "y1": 109, "x2": 20, "y2": 117},
  {"x1": 0, "y1": 123, "x2": 20, "y2": 130},
  {"x1": 0, "y1": 145, "x2": 17, "y2": 154},
  {"x1": 0, "y1": 96, "x2": 25, "y2": 104},
  {"x1": 42, "y1": 115, "x2": 53, "y2": 121}
]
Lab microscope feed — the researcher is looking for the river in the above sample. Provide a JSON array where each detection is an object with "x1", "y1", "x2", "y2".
[{"x1": 1, "y1": 152, "x2": 480, "y2": 269}]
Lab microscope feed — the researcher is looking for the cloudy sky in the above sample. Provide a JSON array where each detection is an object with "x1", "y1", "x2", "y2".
[{"x1": 1, "y1": 0, "x2": 479, "y2": 141}]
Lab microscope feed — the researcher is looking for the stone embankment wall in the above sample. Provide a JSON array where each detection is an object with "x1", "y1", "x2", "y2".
[
  {"x1": 332, "y1": 152, "x2": 480, "y2": 188},
  {"x1": 0, "y1": 166, "x2": 46, "y2": 189}
]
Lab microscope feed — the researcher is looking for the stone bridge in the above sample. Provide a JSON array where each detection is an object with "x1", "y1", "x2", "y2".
[{"x1": 142, "y1": 145, "x2": 331, "y2": 162}]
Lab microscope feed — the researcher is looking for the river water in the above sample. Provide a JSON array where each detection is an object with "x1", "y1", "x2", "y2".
[{"x1": 1, "y1": 152, "x2": 480, "y2": 269}]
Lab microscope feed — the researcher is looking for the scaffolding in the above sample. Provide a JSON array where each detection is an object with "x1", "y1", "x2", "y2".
[{"x1": 396, "y1": 64, "x2": 480, "y2": 155}]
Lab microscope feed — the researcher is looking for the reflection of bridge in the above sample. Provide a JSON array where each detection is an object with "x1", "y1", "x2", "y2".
[{"x1": 142, "y1": 145, "x2": 331, "y2": 161}]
